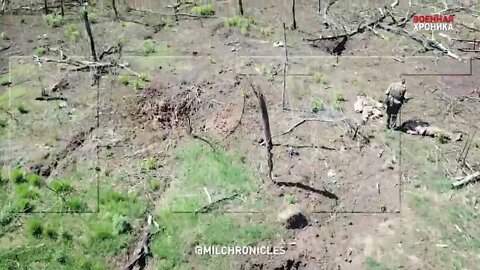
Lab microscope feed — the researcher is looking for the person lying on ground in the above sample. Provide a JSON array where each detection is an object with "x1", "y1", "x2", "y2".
[{"x1": 395, "y1": 119, "x2": 463, "y2": 142}]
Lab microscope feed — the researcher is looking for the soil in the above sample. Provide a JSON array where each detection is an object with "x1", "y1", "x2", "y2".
[{"x1": 1, "y1": 0, "x2": 480, "y2": 269}]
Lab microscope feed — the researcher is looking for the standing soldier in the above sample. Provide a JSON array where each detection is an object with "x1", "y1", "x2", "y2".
[{"x1": 385, "y1": 78, "x2": 409, "y2": 129}]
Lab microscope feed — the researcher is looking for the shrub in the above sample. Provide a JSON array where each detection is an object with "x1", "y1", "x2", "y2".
[
  {"x1": 45, "y1": 226, "x2": 58, "y2": 239},
  {"x1": 64, "y1": 24, "x2": 82, "y2": 42},
  {"x1": 17, "y1": 104, "x2": 29, "y2": 114},
  {"x1": 15, "y1": 198, "x2": 35, "y2": 212},
  {"x1": 16, "y1": 183, "x2": 40, "y2": 199},
  {"x1": 118, "y1": 74, "x2": 129, "y2": 85},
  {"x1": 26, "y1": 173, "x2": 43, "y2": 187},
  {"x1": 310, "y1": 98, "x2": 325, "y2": 113},
  {"x1": 225, "y1": 16, "x2": 255, "y2": 35},
  {"x1": 139, "y1": 157, "x2": 157, "y2": 172},
  {"x1": 35, "y1": 47, "x2": 47, "y2": 56},
  {"x1": 26, "y1": 218, "x2": 44, "y2": 238},
  {"x1": 65, "y1": 197, "x2": 88, "y2": 212},
  {"x1": 44, "y1": 13, "x2": 64, "y2": 28},
  {"x1": 132, "y1": 74, "x2": 149, "y2": 90},
  {"x1": 435, "y1": 132, "x2": 448, "y2": 144},
  {"x1": 140, "y1": 39, "x2": 156, "y2": 55},
  {"x1": 50, "y1": 179, "x2": 73, "y2": 193},
  {"x1": 148, "y1": 179, "x2": 161, "y2": 191},
  {"x1": 284, "y1": 194, "x2": 297, "y2": 204},
  {"x1": 191, "y1": 4, "x2": 214, "y2": 16},
  {"x1": 9, "y1": 167, "x2": 25, "y2": 183}
]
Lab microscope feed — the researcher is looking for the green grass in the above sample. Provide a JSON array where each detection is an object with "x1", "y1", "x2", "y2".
[
  {"x1": 132, "y1": 74, "x2": 149, "y2": 90},
  {"x1": 118, "y1": 74, "x2": 129, "y2": 85},
  {"x1": 17, "y1": 104, "x2": 29, "y2": 114},
  {"x1": 34, "y1": 47, "x2": 47, "y2": 56},
  {"x1": 64, "y1": 24, "x2": 82, "y2": 42},
  {"x1": 139, "y1": 156, "x2": 157, "y2": 172},
  {"x1": 140, "y1": 39, "x2": 156, "y2": 55},
  {"x1": 152, "y1": 142, "x2": 278, "y2": 268},
  {"x1": 284, "y1": 194, "x2": 297, "y2": 205},
  {"x1": 310, "y1": 97, "x2": 325, "y2": 113},
  {"x1": 0, "y1": 186, "x2": 146, "y2": 269},
  {"x1": 191, "y1": 4, "x2": 215, "y2": 16},
  {"x1": 44, "y1": 13, "x2": 64, "y2": 28},
  {"x1": 163, "y1": 16, "x2": 175, "y2": 27},
  {"x1": 314, "y1": 72, "x2": 327, "y2": 84},
  {"x1": 225, "y1": 16, "x2": 255, "y2": 35}
]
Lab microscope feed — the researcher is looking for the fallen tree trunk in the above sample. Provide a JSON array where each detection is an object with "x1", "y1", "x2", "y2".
[
  {"x1": 452, "y1": 172, "x2": 480, "y2": 188},
  {"x1": 251, "y1": 82, "x2": 274, "y2": 182}
]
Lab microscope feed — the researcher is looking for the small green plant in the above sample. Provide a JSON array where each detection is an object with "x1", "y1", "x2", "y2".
[
  {"x1": 26, "y1": 218, "x2": 44, "y2": 238},
  {"x1": 64, "y1": 24, "x2": 82, "y2": 42},
  {"x1": 16, "y1": 183, "x2": 40, "y2": 199},
  {"x1": 112, "y1": 215, "x2": 132, "y2": 235},
  {"x1": 141, "y1": 39, "x2": 156, "y2": 55},
  {"x1": 148, "y1": 179, "x2": 161, "y2": 191},
  {"x1": 9, "y1": 167, "x2": 25, "y2": 183},
  {"x1": 132, "y1": 74, "x2": 149, "y2": 90},
  {"x1": 34, "y1": 47, "x2": 47, "y2": 56},
  {"x1": 284, "y1": 194, "x2": 297, "y2": 204},
  {"x1": 118, "y1": 74, "x2": 129, "y2": 85},
  {"x1": 314, "y1": 72, "x2": 327, "y2": 84},
  {"x1": 0, "y1": 118, "x2": 7, "y2": 128},
  {"x1": 140, "y1": 157, "x2": 157, "y2": 172},
  {"x1": 44, "y1": 226, "x2": 58, "y2": 239},
  {"x1": 65, "y1": 197, "x2": 87, "y2": 212},
  {"x1": 17, "y1": 104, "x2": 29, "y2": 114},
  {"x1": 15, "y1": 198, "x2": 35, "y2": 212},
  {"x1": 1, "y1": 32, "x2": 9, "y2": 40},
  {"x1": 435, "y1": 132, "x2": 448, "y2": 144},
  {"x1": 26, "y1": 173, "x2": 43, "y2": 187},
  {"x1": 50, "y1": 179, "x2": 73, "y2": 193},
  {"x1": 44, "y1": 13, "x2": 64, "y2": 28},
  {"x1": 333, "y1": 91, "x2": 346, "y2": 110},
  {"x1": 191, "y1": 4, "x2": 215, "y2": 16},
  {"x1": 225, "y1": 16, "x2": 255, "y2": 35},
  {"x1": 426, "y1": 151, "x2": 436, "y2": 163},
  {"x1": 310, "y1": 98, "x2": 325, "y2": 113}
]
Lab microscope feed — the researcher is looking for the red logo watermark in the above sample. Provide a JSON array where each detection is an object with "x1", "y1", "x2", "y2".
[{"x1": 413, "y1": 15, "x2": 455, "y2": 31}]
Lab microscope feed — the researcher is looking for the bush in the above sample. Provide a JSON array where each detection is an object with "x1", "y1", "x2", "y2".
[
  {"x1": 435, "y1": 132, "x2": 448, "y2": 144},
  {"x1": 140, "y1": 39, "x2": 156, "y2": 55},
  {"x1": 132, "y1": 74, "x2": 149, "y2": 90},
  {"x1": 45, "y1": 226, "x2": 58, "y2": 240},
  {"x1": 148, "y1": 179, "x2": 161, "y2": 191},
  {"x1": 26, "y1": 173, "x2": 43, "y2": 187},
  {"x1": 17, "y1": 104, "x2": 29, "y2": 114},
  {"x1": 65, "y1": 197, "x2": 88, "y2": 212},
  {"x1": 15, "y1": 198, "x2": 35, "y2": 212},
  {"x1": 9, "y1": 167, "x2": 26, "y2": 183},
  {"x1": 64, "y1": 24, "x2": 82, "y2": 42},
  {"x1": 310, "y1": 98, "x2": 325, "y2": 113},
  {"x1": 16, "y1": 183, "x2": 40, "y2": 199},
  {"x1": 163, "y1": 16, "x2": 175, "y2": 27},
  {"x1": 139, "y1": 157, "x2": 157, "y2": 172},
  {"x1": 191, "y1": 4, "x2": 214, "y2": 16},
  {"x1": 26, "y1": 218, "x2": 44, "y2": 238},
  {"x1": 0, "y1": 117, "x2": 7, "y2": 128},
  {"x1": 35, "y1": 47, "x2": 47, "y2": 56},
  {"x1": 44, "y1": 13, "x2": 64, "y2": 28},
  {"x1": 225, "y1": 16, "x2": 255, "y2": 35},
  {"x1": 118, "y1": 74, "x2": 129, "y2": 86},
  {"x1": 50, "y1": 179, "x2": 73, "y2": 193}
]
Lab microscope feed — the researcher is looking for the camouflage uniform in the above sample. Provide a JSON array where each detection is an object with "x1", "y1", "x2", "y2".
[{"x1": 385, "y1": 80, "x2": 407, "y2": 129}]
